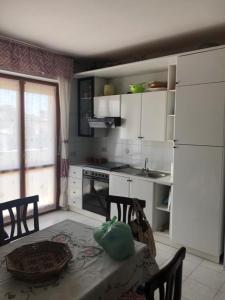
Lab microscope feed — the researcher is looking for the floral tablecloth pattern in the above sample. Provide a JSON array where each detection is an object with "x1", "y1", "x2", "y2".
[{"x1": 0, "y1": 220, "x2": 158, "y2": 300}]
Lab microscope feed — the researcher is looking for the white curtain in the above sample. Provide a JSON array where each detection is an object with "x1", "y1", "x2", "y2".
[{"x1": 58, "y1": 76, "x2": 71, "y2": 209}]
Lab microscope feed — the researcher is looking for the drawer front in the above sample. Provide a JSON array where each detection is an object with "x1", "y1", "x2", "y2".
[
  {"x1": 177, "y1": 48, "x2": 225, "y2": 86},
  {"x1": 68, "y1": 178, "x2": 82, "y2": 197},
  {"x1": 68, "y1": 195, "x2": 82, "y2": 209},
  {"x1": 68, "y1": 177, "x2": 82, "y2": 188},
  {"x1": 69, "y1": 166, "x2": 83, "y2": 179}
]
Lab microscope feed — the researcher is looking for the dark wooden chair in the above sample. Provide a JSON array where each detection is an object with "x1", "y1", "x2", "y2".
[
  {"x1": 106, "y1": 195, "x2": 146, "y2": 223},
  {"x1": 0, "y1": 195, "x2": 39, "y2": 246},
  {"x1": 145, "y1": 247, "x2": 186, "y2": 300}
]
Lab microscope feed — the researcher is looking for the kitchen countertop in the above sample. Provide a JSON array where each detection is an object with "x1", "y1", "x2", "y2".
[
  {"x1": 111, "y1": 167, "x2": 173, "y2": 186},
  {"x1": 71, "y1": 163, "x2": 173, "y2": 186}
]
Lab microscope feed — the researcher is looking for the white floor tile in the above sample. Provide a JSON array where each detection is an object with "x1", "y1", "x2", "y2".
[
  {"x1": 183, "y1": 259, "x2": 201, "y2": 280},
  {"x1": 200, "y1": 260, "x2": 224, "y2": 273},
  {"x1": 190, "y1": 265, "x2": 225, "y2": 291},
  {"x1": 220, "y1": 281, "x2": 225, "y2": 293},
  {"x1": 213, "y1": 291, "x2": 225, "y2": 300},
  {"x1": 182, "y1": 278, "x2": 217, "y2": 300},
  {"x1": 185, "y1": 252, "x2": 204, "y2": 265}
]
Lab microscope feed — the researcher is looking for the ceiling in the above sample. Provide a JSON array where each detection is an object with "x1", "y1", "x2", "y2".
[{"x1": 1, "y1": 0, "x2": 225, "y2": 63}]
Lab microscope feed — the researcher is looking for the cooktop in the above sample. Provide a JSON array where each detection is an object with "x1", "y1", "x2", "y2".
[{"x1": 84, "y1": 162, "x2": 129, "y2": 171}]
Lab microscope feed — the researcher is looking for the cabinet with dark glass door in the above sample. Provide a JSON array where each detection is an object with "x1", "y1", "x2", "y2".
[{"x1": 78, "y1": 77, "x2": 94, "y2": 137}]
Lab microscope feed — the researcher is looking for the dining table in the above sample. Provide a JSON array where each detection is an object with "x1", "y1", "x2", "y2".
[{"x1": 0, "y1": 219, "x2": 159, "y2": 300}]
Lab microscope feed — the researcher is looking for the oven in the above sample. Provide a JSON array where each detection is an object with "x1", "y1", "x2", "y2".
[{"x1": 82, "y1": 169, "x2": 109, "y2": 217}]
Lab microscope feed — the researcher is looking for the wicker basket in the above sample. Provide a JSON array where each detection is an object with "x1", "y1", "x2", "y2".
[{"x1": 6, "y1": 241, "x2": 72, "y2": 282}]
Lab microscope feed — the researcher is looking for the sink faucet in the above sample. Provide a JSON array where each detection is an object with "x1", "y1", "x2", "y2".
[{"x1": 144, "y1": 157, "x2": 148, "y2": 171}]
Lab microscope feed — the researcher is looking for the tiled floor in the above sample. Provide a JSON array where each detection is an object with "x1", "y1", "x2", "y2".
[{"x1": 38, "y1": 210, "x2": 225, "y2": 300}]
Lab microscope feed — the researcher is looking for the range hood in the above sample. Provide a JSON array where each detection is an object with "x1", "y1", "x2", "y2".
[{"x1": 88, "y1": 117, "x2": 121, "y2": 128}]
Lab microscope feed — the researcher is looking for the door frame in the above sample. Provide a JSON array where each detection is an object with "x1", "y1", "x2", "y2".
[{"x1": 0, "y1": 73, "x2": 61, "y2": 211}]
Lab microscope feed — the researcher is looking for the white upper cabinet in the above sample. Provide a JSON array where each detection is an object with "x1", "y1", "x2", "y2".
[
  {"x1": 175, "y1": 83, "x2": 225, "y2": 146},
  {"x1": 141, "y1": 91, "x2": 167, "y2": 141},
  {"x1": 120, "y1": 93, "x2": 142, "y2": 139},
  {"x1": 177, "y1": 48, "x2": 225, "y2": 86},
  {"x1": 94, "y1": 95, "x2": 121, "y2": 117},
  {"x1": 120, "y1": 92, "x2": 168, "y2": 141},
  {"x1": 171, "y1": 145, "x2": 224, "y2": 257}
]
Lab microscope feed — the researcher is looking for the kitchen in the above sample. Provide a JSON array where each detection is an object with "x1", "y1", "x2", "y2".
[
  {"x1": 2, "y1": 1, "x2": 225, "y2": 299},
  {"x1": 68, "y1": 45, "x2": 225, "y2": 264}
]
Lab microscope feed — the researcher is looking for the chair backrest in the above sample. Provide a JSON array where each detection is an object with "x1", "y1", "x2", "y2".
[
  {"x1": 145, "y1": 247, "x2": 186, "y2": 300},
  {"x1": 106, "y1": 195, "x2": 146, "y2": 224},
  {"x1": 0, "y1": 195, "x2": 39, "y2": 246}
]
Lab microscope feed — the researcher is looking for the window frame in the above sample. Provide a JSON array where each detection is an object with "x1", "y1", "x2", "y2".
[{"x1": 0, "y1": 73, "x2": 61, "y2": 212}]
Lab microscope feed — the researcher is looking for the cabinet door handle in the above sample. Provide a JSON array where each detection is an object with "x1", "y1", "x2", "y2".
[{"x1": 173, "y1": 146, "x2": 178, "y2": 149}]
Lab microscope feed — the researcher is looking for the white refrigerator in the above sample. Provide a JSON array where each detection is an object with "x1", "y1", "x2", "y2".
[{"x1": 171, "y1": 83, "x2": 225, "y2": 261}]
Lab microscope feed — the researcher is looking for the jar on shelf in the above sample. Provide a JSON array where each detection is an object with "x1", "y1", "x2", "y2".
[{"x1": 104, "y1": 84, "x2": 114, "y2": 96}]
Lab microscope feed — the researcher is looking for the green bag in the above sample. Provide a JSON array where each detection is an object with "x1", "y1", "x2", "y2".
[{"x1": 94, "y1": 216, "x2": 135, "y2": 261}]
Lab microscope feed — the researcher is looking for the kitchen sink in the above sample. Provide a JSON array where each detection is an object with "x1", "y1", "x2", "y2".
[
  {"x1": 116, "y1": 167, "x2": 169, "y2": 179},
  {"x1": 135, "y1": 169, "x2": 169, "y2": 179}
]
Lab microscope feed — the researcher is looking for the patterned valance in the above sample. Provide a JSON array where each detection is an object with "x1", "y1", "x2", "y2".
[{"x1": 0, "y1": 38, "x2": 73, "y2": 79}]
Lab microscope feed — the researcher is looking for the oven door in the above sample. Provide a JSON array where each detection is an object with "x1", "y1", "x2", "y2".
[{"x1": 82, "y1": 173, "x2": 109, "y2": 217}]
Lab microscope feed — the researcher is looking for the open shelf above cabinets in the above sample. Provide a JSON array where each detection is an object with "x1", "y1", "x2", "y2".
[{"x1": 168, "y1": 65, "x2": 176, "y2": 91}]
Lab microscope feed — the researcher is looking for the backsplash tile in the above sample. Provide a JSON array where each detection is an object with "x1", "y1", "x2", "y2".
[{"x1": 69, "y1": 136, "x2": 173, "y2": 172}]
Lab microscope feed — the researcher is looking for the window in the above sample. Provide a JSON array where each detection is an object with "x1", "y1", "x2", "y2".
[{"x1": 0, "y1": 75, "x2": 60, "y2": 213}]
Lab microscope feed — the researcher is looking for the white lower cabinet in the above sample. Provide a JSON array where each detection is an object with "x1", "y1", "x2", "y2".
[
  {"x1": 130, "y1": 178, "x2": 154, "y2": 226},
  {"x1": 109, "y1": 174, "x2": 130, "y2": 219},
  {"x1": 109, "y1": 174, "x2": 154, "y2": 224},
  {"x1": 109, "y1": 174, "x2": 130, "y2": 197},
  {"x1": 68, "y1": 166, "x2": 83, "y2": 210}
]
